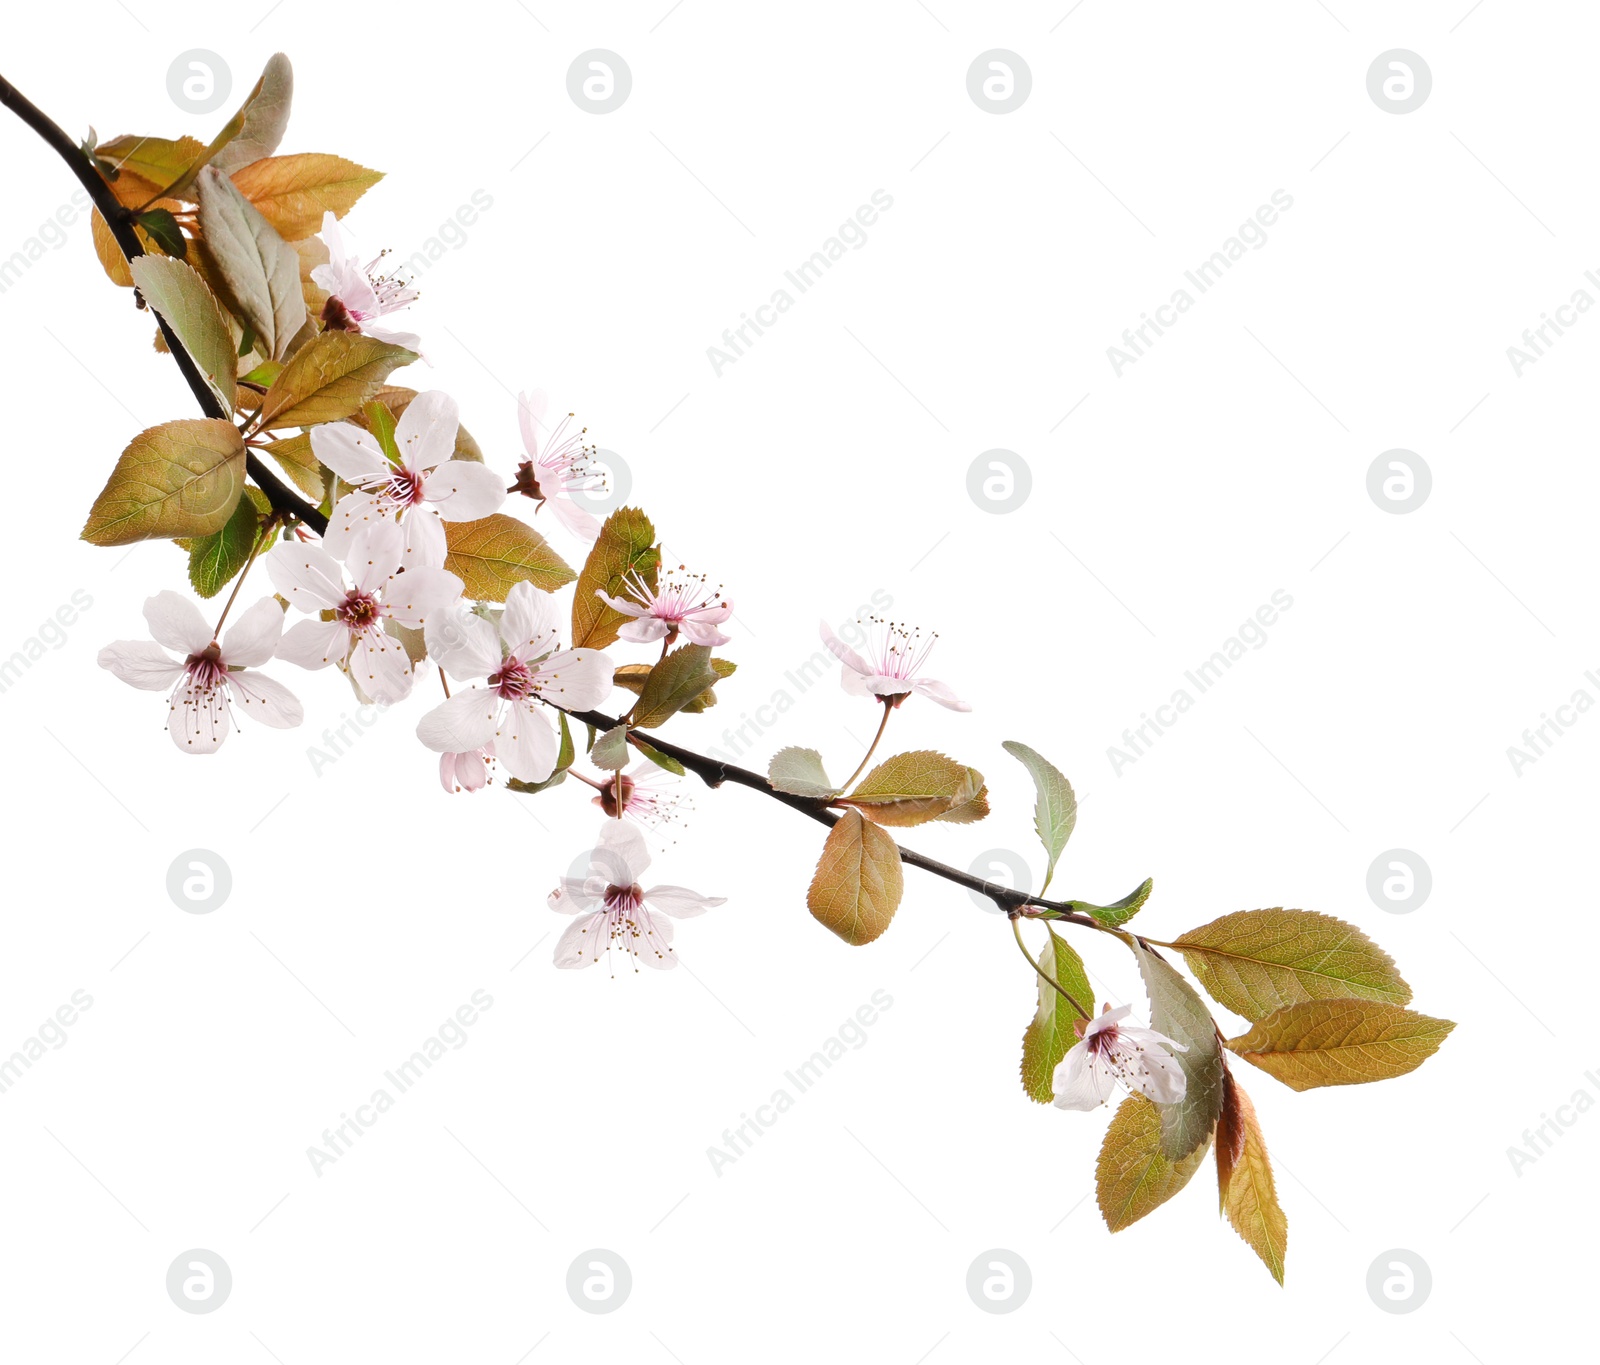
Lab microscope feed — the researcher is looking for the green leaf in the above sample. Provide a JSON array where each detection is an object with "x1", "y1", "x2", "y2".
[
  {"x1": 187, "y1": 487, "x2": 269, "y2": 597},
  {"x1": 633, "y1": 737, "x2": 685, "y2": 775},
  {"x1": 94, "y1": 134, "x2": 205, "y2": 203},
  {"x1": 768, "y1": 747, "x2": 839, "y2": 798},
  {"x1": 1096, "y1": 1094, "x2": 1212, "y2": 1233},
  {"x1": 507, "y1": 771, "x2": 568, "y2": 796},
  {"x1": 571, "y1": 507, "x2": 659, "y2": 649},
  {"x1": 1020, "y1": 928, "x2": 1095, "y2": 1103},
  {"x1": 1172, "y1": 909, "x2": 1413, "y2": 1022},
  {"x1": 129, "y1": 256, "x2": 235, "y2": 416},
  {"x1": 442, "y1": 514, "x2": 575, "y2": 600},
  {"x1": 632, "y1": 644, "x2": 719, "y2": 729},
  {"x1": 82, "y1": 419, "x2": 246, "y2": 546},
  {"x1": 613, "y1": 657, "x2": 733, "y2": 712},
  {"x1": 134, "y1": 208, "x2": 186, "y2": 259},
  {"x1": 1001, "y1": 741, "x2": 1076, "y2": 895},
  {"x1": 1070, "y1": 878, "x2": 1153, "y2": 930},
  {"x1": 256, "y1": 332, "x2": 416, "y2": 430},
  {"x1": 1132, "y1": 941, "x2": 1225, "y2": 1162},
  {"x1": 1224, "y1": 1001, "x2": 1455, "y2": 1092},
  {"x1": 363, "y1": 399, "x2": 400, "y2": 463},
  {"x1": 844, "y1": 750, "x2": 987, "y2": 827},
  {"x1": 591, "y1": 724, "x2": 630, "y2": 770},
  {"x1": 1217, "y1": 1070, "x2": 1288, "y2": 1284},
  {"x1": 196, "y1": 164, "x2": 305, "y2": 360},
  {"x1": 806, "y1": 809, "x2": 903, "y2": 946}
]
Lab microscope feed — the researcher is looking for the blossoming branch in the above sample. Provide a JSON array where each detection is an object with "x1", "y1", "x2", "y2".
[{"x1": 0, "y1": 54, "x2": 1455, "y2": 1285}]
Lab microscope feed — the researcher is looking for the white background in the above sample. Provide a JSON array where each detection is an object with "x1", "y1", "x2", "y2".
[{"x1": 0, "y1": 2, "x2": 1590, "y2": 1361}]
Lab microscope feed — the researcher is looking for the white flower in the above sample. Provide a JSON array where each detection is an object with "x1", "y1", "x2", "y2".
[
  {"x1": 98, "y1": 593, "x2": 302, "y2": 753},
  {"x1": 509, "y1": 390, "x2": 606, "y2": 542},
  {"x1": 549, "y1": 820, "x2": 725, "y2": 971},
  {"x1": 820, "y1": 614, "x2": 969, "y2": 711},
  {"x1": 267, "y1": 521, "x2": 462, "y2": 705},
  {"x1": 311, "y1": 211, "x2": 421, "y2": 350},
  {"x1": 314, "y1": 390, "x2": 506, "y2": 569},
  {"x1": 415, "y1": 580, "x2": 613, "y2": 783},
  {"x1": 1052, "y1": 1003, "x2": 1188, "y2": 1111},
  {"x1": 597, "y1": 565, "x2": 732, "y2": 646}
]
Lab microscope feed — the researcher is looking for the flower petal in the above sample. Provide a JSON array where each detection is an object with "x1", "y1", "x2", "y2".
[
  {"x1": 384, "y1": 566, "x2": 462, "y2": 629},
  {"x1": 530, "y1": 648, "x2": 613, "y2": 710},
  {"x1": 549, "y1": 876, "x2": 601, "y2": 914},
  {"x1": 349, "y1": 627, "x2": 413, "y2": 704},
  {"x1": 819, "y1": 621, "x2": 872, "y2": 679},
  {"x1": 224, "y1": 670, "x2": 303, "y2": 728},
  {"x1": 321, "y1": 489, "x2": 386, "y2": 563},
  {"x1": 267, "y1": 544, "x2": 347, "y2": 613},
  {"x1": 168, "y1": 679, "x2": 230, "y2": 754},
  {"x1": 423, "y1": 460, "x2": 507, "y2": 521},
  {"x1": 394, "y1": 390, "x2": 459, "y2": 472},
  {"x1": 517, "y1": 389, "x2": 548, "y2": 460},
  {"x1": 548, "y1": 496, "x2": 601, "y2": 542},
  {"x1": 1052, "y1": 1043, "x2": 1115, "y2": 1111},
  {"x1": 553, "y1": 911, "x2": 607, "y2": 969},
  {"x1": 913, "y1": 676, "x2": 971, "y2": 712},
  {"x1": 643, "y1": 885, "x2": 726, "y2": 919},
  {"x1": 399, "y1": 507, "x2": 447, "y2": 570},
  {"x1": 352, "y1": 520, "x2": 405, "y2": 593},
  {"x1": 501, "y1": 580, "x2": 561, "y2": 661},
  {"x1": 586, "y1": 820, "x2": 651, "y2": 886},
  {"x1": 143, "y1": 591, "x2": 212, "y2": 654},
  {"x1": 493, "y1": 699, "x2": 558, "y2": 781},
  {"x1": 416, "y1": 688, "x2": 500, "y2": 753},
  {"x1": 311, "y1": 421, "x2": 388, "y2": 485},
  {"x1": 98, "y1": 640, "x2": 184, "y2": 690},
  {"x1": 677, "y1": 619, "x2": 731, "y2": 647},
  {"x1": 276, "y1": 619, "x2": 347, "y2": 671},
  {"x1": 426, "y1": 607, "x2": 501, "y2": 681},
  {"x1": 221, "y1": 597, "x2": 285, "y2": 668}
]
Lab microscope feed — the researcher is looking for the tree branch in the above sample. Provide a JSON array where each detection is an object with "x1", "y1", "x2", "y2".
[
  {"x1": 564, "y1": 708, "x2": 1107, "y2": 932},
  {"x1": 0, "y1": 71, "x2": 328, "y2": 534}
]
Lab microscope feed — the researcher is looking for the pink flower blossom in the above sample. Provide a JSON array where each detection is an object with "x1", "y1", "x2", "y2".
[
  {"x1": 597, "y1": 565, "x2": 732, "y2": 646},
  {"x1": 549, "y1": 821, "x2": 724, "y2": 972},
  {"x1": 510, "y1": 390, "x2": 606, "y2": 542},
  {"x1": 591, "y1": 761, "x2": 688, "y2": 828},
  {"x1": 98, "y1": 593, "x2": 302, "y2": 753},
  {"x1": 820, "y1": 615, "x2": 969, "y2": 710},
  {"x1": 416, "y1": 580, "x2": 613, "y2": 783},
  {"x1": 314, "y1": 391, "x2": 506, "y2": 569},
  {"x1": 1052, "y1": 1004, "x2": 1188, "y2": 1110},
  {"x1": 267, "y1": 521, "x2": 462, "y2": 705},
  {"x1": 440, "y1": 744, "x2": 495, "y2": 794},
  {"x1": 311, "y1": 211, "x2": 421, "y2": 350}
]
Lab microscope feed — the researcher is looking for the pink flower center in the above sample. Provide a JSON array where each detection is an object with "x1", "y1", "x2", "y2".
[
  {"x1": 336, "y1": 591, "x2": 384, "y2": 631},
  {"x1": 605, "y1": 884, "x2": 645, "y2": 915},
  {"x1": 489, "y1": 656, "x2": 534, "y2": 700},
  {"x1": 380, "y1": 464, "x2": 426, "y2": 510},
  {"x1": 1086, "y1": 1022, "x2": 1121, "y2": 1057},
  {"x1": 183, "y1": 641, "x2": 226, "y2": 690}
]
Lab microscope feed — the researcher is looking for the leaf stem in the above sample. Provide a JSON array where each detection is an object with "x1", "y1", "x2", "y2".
[{"x1": 1010, "y1": 916, "x2": 1091, "y2": 1020}]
